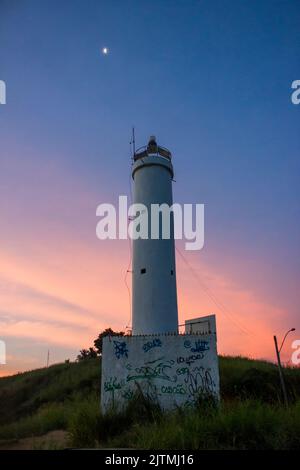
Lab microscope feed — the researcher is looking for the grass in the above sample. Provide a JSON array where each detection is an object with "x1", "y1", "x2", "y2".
[
  {"x1": 0, "y1": 355, "x2": 299, "y2": 449},
  {"x1": 105, "y1": 399, "x2": 300, "y2": 450},
  {"x1": 0, "y1": 403, "x2": 67, "y2": 440},
  {"x1": 0, "y1": 359, "x2": 100, "y2": 426},
  {"x1": 219, "y1": 356, "x2": 300, "y2": 403}
]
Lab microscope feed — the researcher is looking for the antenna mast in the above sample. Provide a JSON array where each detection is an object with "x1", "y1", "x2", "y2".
[{"x1": 131, "y1": 127, "x2": 135, "y2": 157}]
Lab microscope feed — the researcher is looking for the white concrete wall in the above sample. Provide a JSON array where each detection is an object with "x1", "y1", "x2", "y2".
[
  {"x1": 132, "y1": 155, "x2": 178, "y2": 334},
  {"x1": 101, "y1": 334, "x2": 219, "y2": 412}
]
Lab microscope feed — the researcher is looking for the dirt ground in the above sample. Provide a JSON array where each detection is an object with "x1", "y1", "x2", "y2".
[{"x1": 0, "y1": 430, "x2": 69, "y2": 450}]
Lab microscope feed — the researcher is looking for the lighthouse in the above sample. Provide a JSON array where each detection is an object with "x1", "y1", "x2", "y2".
[
  {"x1": 101, "y1": 136, "x2": 220, "y2": 413},
  {"x1": 131, "y1": 136, "x2": 178, "y2": 335}
]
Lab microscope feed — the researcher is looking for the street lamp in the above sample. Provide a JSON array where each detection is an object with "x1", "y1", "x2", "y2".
[
  {"x1": 279, "y1": 328, "x2": 296, "y2": 353},
  {"x1": 274, "y1": 328, "x2": 296, "y2": 407}
]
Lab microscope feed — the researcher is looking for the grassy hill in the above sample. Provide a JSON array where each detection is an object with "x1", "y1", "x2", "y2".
[{"x1": 0, "y1": 356, "x2": 299, "y2": 449}]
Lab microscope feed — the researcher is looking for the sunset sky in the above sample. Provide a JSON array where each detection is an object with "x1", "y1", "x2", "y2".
[{"x1": 0, "y1": 0, "x2": 299, "y2": 376}]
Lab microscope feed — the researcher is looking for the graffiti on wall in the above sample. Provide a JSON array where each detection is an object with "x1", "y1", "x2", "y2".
[
  {"x1": 101, "y1": 334, "x2": 219, "y2": 412},
  {"x1": 113, "y1": 341, "x2": 129, "y2": 359}
]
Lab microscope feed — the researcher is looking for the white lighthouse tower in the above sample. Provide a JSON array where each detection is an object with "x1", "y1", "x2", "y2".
[{"x1": 131, "y1": 136, "x2": 178, "y2": 335}]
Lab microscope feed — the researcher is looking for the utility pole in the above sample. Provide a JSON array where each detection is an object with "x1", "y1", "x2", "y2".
[
  {"x1": 274, "y1": 335, "x2": 288, "y2": 407},
  {"x1": 46, "y1": 349, "x2": 50, "y2": 368}
]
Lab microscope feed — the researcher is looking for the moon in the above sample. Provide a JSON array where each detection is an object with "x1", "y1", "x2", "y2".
[{"x1": 102, "y1": 47, "x2": 109, "y2": 55}]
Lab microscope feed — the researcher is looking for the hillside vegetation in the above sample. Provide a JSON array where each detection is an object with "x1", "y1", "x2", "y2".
[{"x1": 0, "y1": 356, "x2": 299, "y2": 449}]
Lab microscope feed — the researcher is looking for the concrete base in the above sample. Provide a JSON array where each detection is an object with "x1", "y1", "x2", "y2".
[{"x1": 101, "y1": 333, "x2": 219, "y2": 412}]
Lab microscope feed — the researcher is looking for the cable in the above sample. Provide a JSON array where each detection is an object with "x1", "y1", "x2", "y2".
[
  {"x1": 124, "y1": 263, "x2": 132, "y2": 330},
  {"x1": 176, "y1": 245, "x2": 254, "y2": 337},
  {"x1": 124, "y1": 142, "x2": 134, "y2": 331}
]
